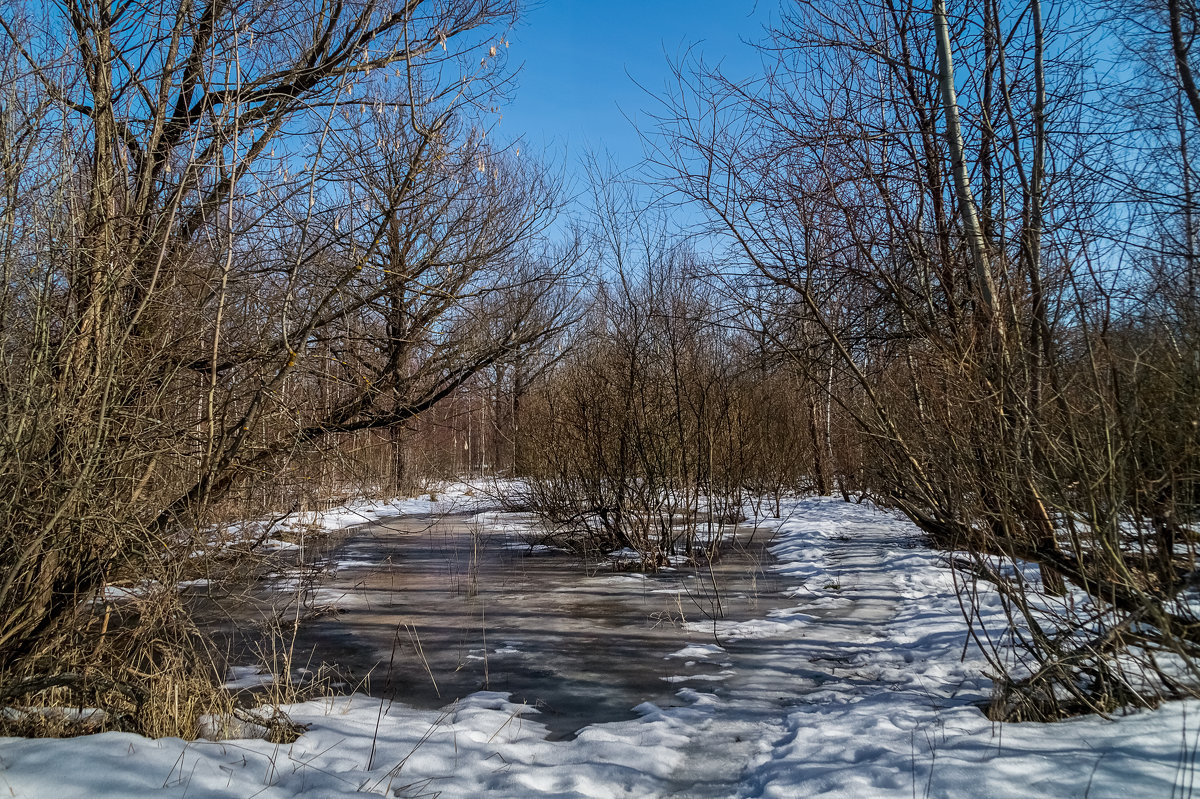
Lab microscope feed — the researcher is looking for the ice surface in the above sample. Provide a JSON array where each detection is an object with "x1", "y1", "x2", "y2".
[{"x1": 261, "y1": 511, "x2": 787, "y2": 739}]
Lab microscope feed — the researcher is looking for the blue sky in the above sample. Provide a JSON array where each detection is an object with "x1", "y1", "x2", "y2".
[{"x1": 501, "y1": 1, "x2": 774, "y2": 177}]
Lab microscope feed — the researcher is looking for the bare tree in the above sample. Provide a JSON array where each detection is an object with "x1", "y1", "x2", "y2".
[
  {"x1": 653, "y1": 0, "x2": 1200, "y2": 720},
  {"x1": 0, "y1": 0, "x2": 581, "y2": 734}
]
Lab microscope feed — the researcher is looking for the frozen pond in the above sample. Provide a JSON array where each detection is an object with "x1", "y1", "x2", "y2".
[{"x1": 203, "y1": 510, "x2": 790, "y2": 739}]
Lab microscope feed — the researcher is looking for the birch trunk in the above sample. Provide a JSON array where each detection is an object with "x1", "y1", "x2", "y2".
[{"x1": 933, "y1": 0, "x2": 1003, "y2": 336}]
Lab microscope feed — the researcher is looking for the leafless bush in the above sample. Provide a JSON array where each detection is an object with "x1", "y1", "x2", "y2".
[{"x1": 511, "y1": 188, "x2": 817, "y2": 563}]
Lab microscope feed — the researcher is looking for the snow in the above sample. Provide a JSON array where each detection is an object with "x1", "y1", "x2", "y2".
[
  {"x1": 1, "y1": 496, "x2": 1195, "y2": 797},
  {"x1": 201, "y1": 481, "x2": 506, "y2": 557},
  {"x1": 667, "y1": 644, "x2": 726, "y2": 660},
  {"x1": 221, "y1": 666, "x2": 277, "y2": 691}
]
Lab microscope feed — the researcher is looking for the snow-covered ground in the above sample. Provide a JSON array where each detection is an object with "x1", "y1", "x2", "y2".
[
  {"x1": 227, "y1": 481, "x2": 504, "y2": 541},
  {"x1": 1, "y1": 496, "x2": 1194, "y2": 798}
]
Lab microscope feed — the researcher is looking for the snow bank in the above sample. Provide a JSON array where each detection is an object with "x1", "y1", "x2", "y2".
[
  {"x1": 731, "y1": 498, "x2": 1194, "y2": 798},
  {"x1": 0, "y1": 693, "x2": 700, "y2": 798}
]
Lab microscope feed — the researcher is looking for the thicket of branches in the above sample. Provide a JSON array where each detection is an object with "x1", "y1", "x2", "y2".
[
  {"x1": 497, "y1": 162, "x2": 875, "y2": 565},
  {"x1": 510, "y1": 257, "x2": 807, "y2": 562},
  {"x1": 649, "y1": 0, "x2": 1200, "y2": 719},
  {"x1": 0, "y1": 0, "x2": 577, "y2": 733}
]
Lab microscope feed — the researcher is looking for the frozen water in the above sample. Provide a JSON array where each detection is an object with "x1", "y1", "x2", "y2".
[{"x1": 269, "y1": 512, "x2": 790, "y2": 739}]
